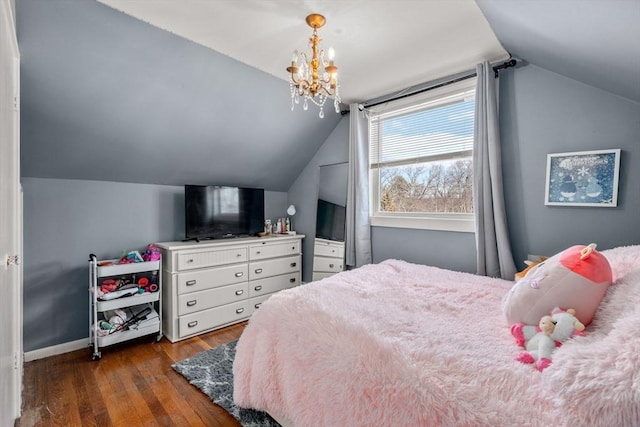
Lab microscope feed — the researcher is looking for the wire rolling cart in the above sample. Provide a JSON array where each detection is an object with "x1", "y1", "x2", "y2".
[{"x1": 88, "y1": 254, "x2": 163, "y2": 360}]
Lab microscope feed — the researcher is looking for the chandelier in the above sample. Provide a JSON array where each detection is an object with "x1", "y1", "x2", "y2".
[{"x1": 286, "y1": 13, "x2": 341, "y2": 118}]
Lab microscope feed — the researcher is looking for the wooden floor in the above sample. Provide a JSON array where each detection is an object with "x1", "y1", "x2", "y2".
[{"x1": 18, "y1": 322, "x2": 247, "y2": 427}]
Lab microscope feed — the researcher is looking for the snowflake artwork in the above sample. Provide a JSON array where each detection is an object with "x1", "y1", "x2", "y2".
[{"x1": 545, "y1": 149, "x2": 620, "y2": 207}]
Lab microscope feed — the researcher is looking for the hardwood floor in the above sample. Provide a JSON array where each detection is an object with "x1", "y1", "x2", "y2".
[{"x1": 18, "y1": 322, "x2": 247, "y2": 427}]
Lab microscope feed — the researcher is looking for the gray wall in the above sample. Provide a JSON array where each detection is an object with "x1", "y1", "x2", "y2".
[
  {"x1": 372, "y1": 63, "x2": 640, "y2": 274},
  {"x1": 22, "y1": 178, "x2": 286, "y2": 352},
  {"x1": 17, "y1": 0, "x2": 341, "y2": 191},
  {"x1": 500, "y1": 64, "x2": 640, "y2": 266},
  {"x1": 288, "y1": 117, "x2": 350, "y2": 282},
  {"x1": 371, "y1": 228, "x2": 477, "y2": 273}
]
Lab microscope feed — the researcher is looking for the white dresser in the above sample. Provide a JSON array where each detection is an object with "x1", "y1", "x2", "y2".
[
  {"x1": 157, "y1": 235, "x2": 303, "y2": 342},
  {"x1": 312, "y1": 238, "x2": 345, "y2": 281}
]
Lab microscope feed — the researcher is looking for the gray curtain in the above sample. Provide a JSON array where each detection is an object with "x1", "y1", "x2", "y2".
[
  {"x1": 473, "y1": 61, "x2": 516, "y2": 280},
  {"x1": 345, "y1": 103, "x2": 372, "y2": 268}
]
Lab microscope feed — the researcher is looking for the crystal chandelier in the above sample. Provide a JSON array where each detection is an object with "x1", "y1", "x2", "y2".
[{"x1": 286, "y1": 13, "x2": 341, "y2": 118}]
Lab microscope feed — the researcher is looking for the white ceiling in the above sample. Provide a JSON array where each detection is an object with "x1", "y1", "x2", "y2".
[{"x1": 96, "y1": 0, "x2": 509, "y2": 104}]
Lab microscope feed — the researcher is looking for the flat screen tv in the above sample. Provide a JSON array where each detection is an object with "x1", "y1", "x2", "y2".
[
  {"x1": 316, "y1": 199, "x2": 346, "y2": 242},
  {"x1": 185, "y1": 185, "x2": 264, "y2": 240}
]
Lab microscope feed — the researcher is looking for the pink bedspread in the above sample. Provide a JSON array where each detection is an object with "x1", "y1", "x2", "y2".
[{"x1": 233, "y1": 247, "x2": 640, "y2": 427}]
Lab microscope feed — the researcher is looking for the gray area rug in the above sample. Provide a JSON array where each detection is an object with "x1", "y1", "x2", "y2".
[{"x1": 172, "y1": 339, "x2": 280, "y2": 427}]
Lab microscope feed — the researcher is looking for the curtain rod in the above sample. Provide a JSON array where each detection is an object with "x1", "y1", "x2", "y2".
[{"x1": 351, "y1": 58, "x2": 517, "y2": 112}]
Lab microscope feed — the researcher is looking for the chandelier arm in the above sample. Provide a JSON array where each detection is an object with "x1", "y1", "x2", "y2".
[
  {"x1": 316, "y1": 85, "x2": 337, "y2": 97},
  {"x1": 298, "y1": 51, "x2": 310, "y2": 64},
  {"x1": 289, "y1": 74, "x2": 303, "y2": 86}
]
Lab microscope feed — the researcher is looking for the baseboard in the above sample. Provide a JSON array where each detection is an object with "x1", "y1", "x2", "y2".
[{"x1": 24, "y1": 338, "x2": 89, "y2": 362}]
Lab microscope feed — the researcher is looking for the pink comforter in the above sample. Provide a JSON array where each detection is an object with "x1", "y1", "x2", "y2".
[{"x1": 233, "y1": 248, "x2": 640, "y2": 427}]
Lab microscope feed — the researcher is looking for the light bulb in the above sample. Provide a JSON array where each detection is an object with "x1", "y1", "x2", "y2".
[
  {"x1": 291, "y1": 50, "x2": 299, "y2": 62},
  {"x1": 327, "y1": 47, "x2": 335, "y2": 60}
]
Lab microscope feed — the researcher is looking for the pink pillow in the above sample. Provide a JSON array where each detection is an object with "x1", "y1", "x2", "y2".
[{"x1": 502, "y1": 244, "x2": 612, "y2": 326}]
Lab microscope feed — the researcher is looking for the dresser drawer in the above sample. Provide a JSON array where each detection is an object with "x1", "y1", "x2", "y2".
[
  {"x1": 249, "y1": 240, "x2": 301, "y2": 260},
  {"x1": 314, "y1": 240, "x2": 345, "y2": 258},
  {"x1": 313, "y1": 256, "x2": 343, "y2": 273},
  {"x1": 312, "y1": 271, "x2": 337, "y2": 281},
  {"x1": 178, "y1": 282, "x2": 248, "y2": 316},
  {"x1": 179, "y1": 300, "x2": 249, "y2": 338},
  {"x1": 248, "y1": 294, "x2": 272, "y2": 316},
  {"x1": 249, "y1": 272, "x2": 299, "y2": 297},
  {"x1": 176, "y1": 264, "x2": 248, "y2": 295},
  {"x1": 250, "y1": 255, "x2": 301, "y2": 280},
  {"x1": 177, "y1": 246, "x2": 247, "y2": 271}
]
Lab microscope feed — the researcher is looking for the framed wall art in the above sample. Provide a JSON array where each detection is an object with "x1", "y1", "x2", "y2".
[{"x1": 545, "y1": 148, "x2": 621, "y2": 207}]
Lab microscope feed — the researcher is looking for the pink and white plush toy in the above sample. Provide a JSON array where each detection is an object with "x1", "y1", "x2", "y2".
[
  {"x1": 502, "y1": 243, "x2": 612, "y2": 326},
  {"x1": 511, "y1": 307, "x2": 586, "y2": 371}
]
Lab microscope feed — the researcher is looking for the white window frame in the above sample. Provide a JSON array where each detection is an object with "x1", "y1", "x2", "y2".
[{"x1": 369, "y1": 77, "x2": 477, "y2": 233}]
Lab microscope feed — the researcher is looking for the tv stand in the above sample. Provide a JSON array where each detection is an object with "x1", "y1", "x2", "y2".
[{"x1": 157, "y1": 234, "x2": 304, "y2": 342}]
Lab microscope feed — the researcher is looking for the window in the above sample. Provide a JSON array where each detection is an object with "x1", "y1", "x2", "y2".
[{"x1": 369, "y1": 77, "x2": 476, "y2": 232}]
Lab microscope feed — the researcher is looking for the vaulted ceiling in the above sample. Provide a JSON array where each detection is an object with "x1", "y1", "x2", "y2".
[
  {"x1": 95, "y1": 0, "x2": 509, "y2": 104},
  {"x1": 17, "y1": 0, "x2": 639, "y2": 191},
  {"x1": 476, "y1": 0, "x2": 640, "y2": 104}
]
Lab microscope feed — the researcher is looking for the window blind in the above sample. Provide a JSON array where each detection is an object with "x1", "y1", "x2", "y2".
[{"x1": 370, "y1": 79, "x2": 476, "y2": 169}]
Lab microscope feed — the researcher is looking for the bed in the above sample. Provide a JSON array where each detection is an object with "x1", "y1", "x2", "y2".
[{"x1": 233, "y1": 245, "x2": 640, "y2": 426}]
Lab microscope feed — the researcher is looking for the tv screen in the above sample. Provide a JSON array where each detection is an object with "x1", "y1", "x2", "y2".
[
  {"x1": 316, "y1": 199, "x2": 346, "y2": 242},
  {"x1": 185, "y1": 185, "x2": 265, "y2": 240}
]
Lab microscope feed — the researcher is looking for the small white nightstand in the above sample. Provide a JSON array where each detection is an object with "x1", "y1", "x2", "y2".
[{"x1": 312, "y1": 238, "x2": 345, "y2": 281}]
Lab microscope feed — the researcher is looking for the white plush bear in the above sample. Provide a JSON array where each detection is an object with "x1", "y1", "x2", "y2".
[{"x1": 511, "y1": 308, "x2": 585, "y2": 371}]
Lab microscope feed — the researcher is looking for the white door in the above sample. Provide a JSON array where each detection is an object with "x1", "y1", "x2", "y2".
[{"x1": 0, "y1": 0, "x2": 22, "y2": 424}]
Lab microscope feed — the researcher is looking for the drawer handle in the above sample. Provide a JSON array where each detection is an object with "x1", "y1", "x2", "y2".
[
  {"x1": 186, "y1": 259, "x2": 194, "y2": 263},
  {"x1": 255, "y1": 268, "x2": 263, "y2": 274},
  {"x1": 236, "y1": 308, "x2": 245, "y2": 314},
  {"x1": 292, "y1": 246, "x2": 295, "y2": 250},
  {"x1": 329, "y1": 263, "x2": 334, "y2": 268},
  {"x1": 236, "y1": 253, "x2": 242, "y2": 257},
  {"x1": 332, "y1": 249, "x2": 336, "y2": 253},
  {"x1": 186, "y1": 300, "x2": 197, "y2": 307},
  {"x1": 254, "y1": 285, "x2": 263, "y2": 291},
  {"x1": 235, "y1": 289, "x2": 244, "y2": 295},
  {"x1": 256, "y1": 250, "x2": 261, "y2": 255},
  {"x1": 255, "y1": 303, "x2": 262, "y2": 309},
  {"x1": 289, "y1": 278, "x2": 296, "y2": 283},
  {"x1": 235, "y1": 272, "x2": 244, "y2": 277},
  {"x1": 186, "y1": 280, "x2": 197, "y2": 286},
  {"x1": 187, "y1": 321, "x2": 198, "y2": 328},
  {"x1": 290, "y1": 262, "x2": 297, "y2": 267}
]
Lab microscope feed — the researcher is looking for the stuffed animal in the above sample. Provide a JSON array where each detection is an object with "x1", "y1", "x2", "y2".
[
  {"x1": 514, "y1": 257, "x2": 547, "y2": 281},
  {"x1": 512, "y1": 308, "x2": 585, "y2": 371},
  {"x1": 502, "y1": 243, "x2": 612, "y2": 326},
  {"x1": 514, "y1": 315, "x2": 557, "y2": 371},
  {"x1": 143, "y1": 244, "x2": 161, "y2": 262}
]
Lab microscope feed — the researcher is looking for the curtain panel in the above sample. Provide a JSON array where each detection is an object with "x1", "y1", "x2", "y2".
[
  {"x1": 345, "y1": 103, "x2": 372, "y2": 268},
  {"x1": 473, "y1": 61, "x2": 516, "y2": 280}
]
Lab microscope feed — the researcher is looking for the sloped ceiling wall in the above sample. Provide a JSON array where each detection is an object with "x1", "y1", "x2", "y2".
[
  {"x1": 17, "y1": 0, "x2": 342, "y2": 191},
  {"x1": 18, "y1": 0, "x2": 640, "y2": 192},
  {"x1": 477, "y1": 0, "x2": 640, "y2": 104}
]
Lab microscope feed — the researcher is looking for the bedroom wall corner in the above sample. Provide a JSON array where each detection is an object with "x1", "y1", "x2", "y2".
[
  {"x1": 499, "y1": 64, "x2": 640, "y2": 268},
  {"x1": 287, "y1": 116, "x2": 349, "y2": 283}
]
